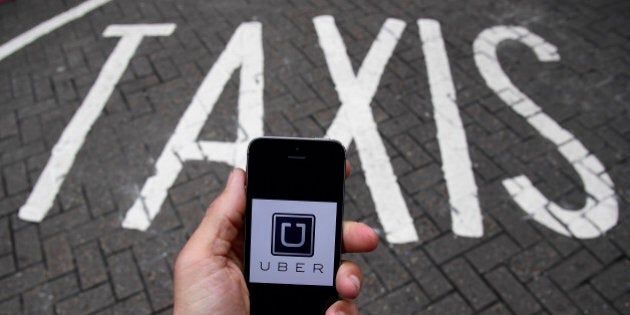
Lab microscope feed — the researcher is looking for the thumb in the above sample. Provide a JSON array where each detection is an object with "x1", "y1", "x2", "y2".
[{"x1": 184, "y1": 168, "x2": 247, "y2": 257}]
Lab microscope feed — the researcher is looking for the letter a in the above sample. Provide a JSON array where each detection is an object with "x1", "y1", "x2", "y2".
[{"x1": 122, "y1": 22, "x2": 263, "y2": 230}]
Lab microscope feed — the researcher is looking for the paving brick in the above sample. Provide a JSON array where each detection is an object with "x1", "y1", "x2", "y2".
[
  {"x1": 0, "y1": 113, "x2": 18, "y2": 139},
  {"x1": 0, "y1": 254, "x2": 15, "y2": 278},
  {"x1": 591, "y1": 259, "x2": 630, "y2": 300},
  {"x1": 443, "y1": 258, "x2": 496, "y2": 310},
  {"x1": 425, "y1": 234, "x2": 480, "y2": 264},
  {"x1": 3, "y1": 162, "x2": 29, "y2": 195},
  {"x1": 528, "y1": 277, "x2": 580, "y2": 315},
  {"x1": 614, "y1": 292, "x2": 630, "y2": 315},
  {"x1": 39, "y1": 205, "x2": 91, "y2": 238},
  {"x1": 364, "y1": 243, "x2": 412, "y2": 290},
  {"x1": 485, "y1": 267, "x2": 541, "y2": 315},
  {"x1": 421, "y1": 292, "x2": 473, "y2": 315},
  {"x1": 55, "y1": 283, "x2": 114, "y2": 315},
  {"x1": 550, "y1": 250, "x2": 602, "y2": 290},
  {"x1": 509, "y1": 241, "x2": 560, "y2": 282},
  {"x1": 138, "y1": 259, "x2": 173, "y2": 311},
  {"x1": 43, "y1": 233, "x2": 73, "y2": 277},
  {"x1": 22, "y1": 273, "x2": 80, "y2": 315},
  {"x1": 466, "y1": 234, "x2": 520, "y2": 273},
  {"x1": 478, "y1": 303, "x2": 512, "y2": 315},
  {"x1": 488, "y1": 203, "x2": 542, "y2": 249},
  {"x1": 14, "y1": 225, "x2": 42, "y2": 268},
  {"x1": 0, "y1": 264, "x2": 46, "y2": 300},
  {"x1": 95, "y1": 292, "x2": 153, "y2": 315},
  {"x1": 400, "y1": 163, "x2": 444, "y2": 195},
  {"x1": 364, "y1": 282, "x2": 429, "y2": 314},
  {"x1": 75, "y1": 241, "x2": 108, "y2": 289},
  {"x1": 395, "y1": 246, "x2": 452, "y2": 300},
  {"x1": 0, "y1": 296, "x2": 21, "y2": 315},
  {"x1": 569, "y1": 285, "x2": 618, "y2": 315},
  {"x1": 611, "y1": 224, "x2": 630, "y2": 256},
  {"x1": 0, "y1": 217, "x2": 11, "y2": 255},
  {"x1": 582, "y1": 236, "x2": 623, "y2": 264},
  {"x1": 107, "y1": 250, "x2": 143, "y2": 299}
]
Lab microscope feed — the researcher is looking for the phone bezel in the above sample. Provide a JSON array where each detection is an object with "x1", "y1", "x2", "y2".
[{"x1": 244, "y1": 137, "x2": 345, "y2": 314}]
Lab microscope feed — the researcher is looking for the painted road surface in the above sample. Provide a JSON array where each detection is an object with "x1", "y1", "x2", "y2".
[{"x1": 0, "y1": 0, "x2": 628, "y2": 313}]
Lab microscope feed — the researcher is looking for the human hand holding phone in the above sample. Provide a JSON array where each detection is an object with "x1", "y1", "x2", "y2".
[{"x1": 173, "y1": 164, "x2": 378, "y2": 315}]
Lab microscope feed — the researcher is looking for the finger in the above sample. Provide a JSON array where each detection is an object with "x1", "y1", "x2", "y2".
[
  {"x1": 184, "y1": 169, "x2": 247, "y2": 256},
  {"x1": 345, "y1": 160, "x2": 352, "y2": 179},
  {"x1": 336, "y1": 260, "x2": 362, "y2": 300},
  {"x1": 326, "y1": 300, "x2": 358, "y2": 315},
  {"x1": 342, "y1": 221, "x2": 378, "y2": 253}
]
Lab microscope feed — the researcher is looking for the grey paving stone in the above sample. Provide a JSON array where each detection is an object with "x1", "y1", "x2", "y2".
[
  {"x1": 528, "y1": 276, "x2": 580, "y2": 315},
  {"x1": 364, "y1": 243, "x2": 412, "y2": 291},
  {"x1": 420, "y1": 292, "x2": 473, "y2": 315},
  {"x1": 0, "y1": 264, "x2": 46, "y2": 301},
  {"x1": 395, "y1": 246, "x2": 452, "y2": 300},
  {"x1": 75, "y1": 241, "x2": 108, "y2": 289},
  {"x1": 364, "y1": 282, "x2": 430, "y2": 314},
  {"x1": 43, "y1": 233, "x2": 74, "y2": 277},
  {"x1": 591, "y1": 259, "x2": 630, "y2": 300},
  {"x1": 14, "y1": 225, "x2": 42, "y2": 268},
  {"x1": 549, "y1": 250, "x2": 602, "y2": 290},
  {"x1": 569, "y1": 285, "x2": 618, "y2": 315},
  {"x1": 22, "y1": 273, "x2": 80, "y2": 315},
  {"x1": 0, "y1": 217, "x2": 12, "y2": 255},
  {"x1": 478, "y1": 303, "x2": 512, "y2": 315},
  {"x1": 466, "y1": 234, "x2": 520, "y2": 273},
  {"x1": 425, "y1": 233, "x2": 480, "y2": 264},
  {"x1": 3, "y1": 162, "x2": 29, "y2": 195},
  {"x1": 509, "y1": 241, "x2": 560, "y2": 282},
  {"x1": 485, "y1": 267, "x2": 541, "y2": 315},
  {"x1": 0, "y1": 254, "x2": 15, "y2": 278},
  {"x1": 443, "y1": 258, "x2": 496, "y2": 310},
  {"x1": 107, "y1": 250, "x2": 143, "y2": 299},
  {"x1": 55, "y1": 283, "x2": 114, "y2": 315},
  {"x1": 0, "y1": 296, "x2": 21, "y2": 315}
]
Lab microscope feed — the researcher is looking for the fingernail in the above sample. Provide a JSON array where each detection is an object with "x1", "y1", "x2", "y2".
[
  {"x1": 349, "y1": 275, "x2": 361, "y2": 292},
  {"x1": 335, "y1": 311, "x2": 346, "y2": 315}
]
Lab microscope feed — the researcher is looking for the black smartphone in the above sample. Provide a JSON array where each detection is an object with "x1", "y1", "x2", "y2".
[{"x1": 244, "y1": 137, "x2": 346, "y2": 315}]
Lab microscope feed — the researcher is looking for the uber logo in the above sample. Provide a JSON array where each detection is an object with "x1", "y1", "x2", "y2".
[{"x1": 272, "y1": 213, "x2": 315, "y2": 257}]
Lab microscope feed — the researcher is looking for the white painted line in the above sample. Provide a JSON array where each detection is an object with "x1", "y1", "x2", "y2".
[
  {"x1": 0, "y1": 0, "x2": 112, "y2": 62},
  {"x1": 122, "y1": 22, "x2": 263, "y2": 230},
  {"x1": 18, "y1": 24, "x2": 176, "y2": 222},
  {"x1": 474, "y1": 26, "x2": 618, "y2": 238},
  {"x1": 418, "y1": 19, "x2": 483, "y2": 237},
  {"x1": 314, "y1": 15, "x2": 418, "y2": 244}
]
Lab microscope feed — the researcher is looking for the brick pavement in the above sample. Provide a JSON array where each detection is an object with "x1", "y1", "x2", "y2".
[{"x1": 0, "y1": 0, "x2": 629, "y2": 314}]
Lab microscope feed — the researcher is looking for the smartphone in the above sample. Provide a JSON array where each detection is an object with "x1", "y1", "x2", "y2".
[{"x1": 244, "y1": 137, "x2": 346, "y2": 314}]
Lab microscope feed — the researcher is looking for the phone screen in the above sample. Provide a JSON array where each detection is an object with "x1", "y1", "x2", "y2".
[{"x1": 244, "y1": 137, "x2": 345, "y2": 314}]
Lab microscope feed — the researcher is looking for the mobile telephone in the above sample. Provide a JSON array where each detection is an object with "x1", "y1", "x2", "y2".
[{"x1": 244, "y1": 137, "x2": 346, "y2": 315}]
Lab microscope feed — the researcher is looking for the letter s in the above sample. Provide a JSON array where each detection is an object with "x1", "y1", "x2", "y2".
[{"x1": 473, "y1": 26, "x2": 618, "y2": 238}]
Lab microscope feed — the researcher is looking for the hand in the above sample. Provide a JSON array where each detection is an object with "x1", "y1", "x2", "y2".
[{"x1": 173, "y1": 164, "x2": 378, "y2": 315}]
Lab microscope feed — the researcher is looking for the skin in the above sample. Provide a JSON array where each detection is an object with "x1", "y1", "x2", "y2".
[{"x1": 173, "y1": 164, "x2": 378, "y2": 315}]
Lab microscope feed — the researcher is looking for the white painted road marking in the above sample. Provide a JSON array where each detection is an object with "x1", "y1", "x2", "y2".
[
  {"x1": 9, "y1": 4, "x2": 619, "y2": 241},
  {"x1": 314, "y1": 15, "x2": 419, "y2": 244},
  {"x1": 0, "y1": 0, "x2": 112, "y2": 62},
  {"x1": 474, "y1": 26, "x2": 618, "y2": 238},
  {"x1": 18, "y1": 24, "x2": 176, "y2": 222},
  {"x1": 418, "y1": 19, "x2": 483, "y2": 237},
  {"x1": 122, "y1": 22, "x2": 264, "y2": 231}
]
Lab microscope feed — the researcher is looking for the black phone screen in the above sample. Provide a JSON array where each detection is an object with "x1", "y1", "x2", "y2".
[{"x1": 244, "y1": 137, "x2": 345, "y2": 315}]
